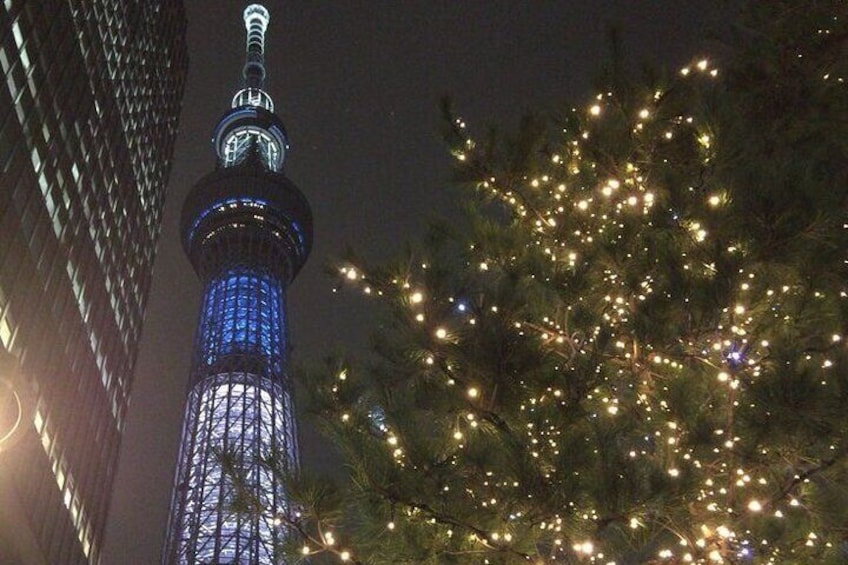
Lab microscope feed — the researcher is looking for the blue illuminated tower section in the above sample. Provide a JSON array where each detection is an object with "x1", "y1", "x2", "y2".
[{"x1": 163, "y1": 5, "x2": 312, "y2": 564}]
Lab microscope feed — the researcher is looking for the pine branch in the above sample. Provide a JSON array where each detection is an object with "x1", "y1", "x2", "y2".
[
  {"x1": 372, "y1": 484, "x2": 536, "y2": 561},
  {"x1": 772, "y1": 448, "x2": 848, "y2": 506}
]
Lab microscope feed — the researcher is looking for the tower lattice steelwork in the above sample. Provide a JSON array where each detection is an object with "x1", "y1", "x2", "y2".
[{"x1": 163, "y1": 5, "x2": 312, "y2": 564}]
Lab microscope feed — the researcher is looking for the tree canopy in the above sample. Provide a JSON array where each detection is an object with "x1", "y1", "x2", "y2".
[{"x1": 251, "y1": 2, "x2": 848, "y2": 563}]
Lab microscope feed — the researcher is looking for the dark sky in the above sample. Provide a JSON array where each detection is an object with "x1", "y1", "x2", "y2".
[{"x1": 103, "y1": 2, "x2": 731, "y2": 563}]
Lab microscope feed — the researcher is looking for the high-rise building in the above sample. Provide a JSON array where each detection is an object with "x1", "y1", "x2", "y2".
[
  {"x1": 0, "y1": 1, "x2": 188, "y2": 563},
  {"x1": 162, "y1": 4, "x2": 312, "y2": 564}
]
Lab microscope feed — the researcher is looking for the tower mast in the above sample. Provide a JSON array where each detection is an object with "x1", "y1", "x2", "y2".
[{"x1": 163, "y1": 5, "x2": 312, "y2": 563}]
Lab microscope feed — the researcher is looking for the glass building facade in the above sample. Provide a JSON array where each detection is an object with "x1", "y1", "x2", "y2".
[
  {"x1": 0, "y1": 1, "x2": 188, "y2": 563},
  {"x1": 163, "y1": 4, "x2": 312, "y2": 564}
]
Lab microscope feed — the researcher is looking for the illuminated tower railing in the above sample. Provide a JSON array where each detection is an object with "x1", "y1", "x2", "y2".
[{"x1": 163, "y1": 5, "x2": 312, "y2": 564}]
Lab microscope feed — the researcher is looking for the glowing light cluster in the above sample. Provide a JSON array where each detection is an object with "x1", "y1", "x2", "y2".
[{"x1": 297, "y1": 6, "x2": 848, "y2": 563}]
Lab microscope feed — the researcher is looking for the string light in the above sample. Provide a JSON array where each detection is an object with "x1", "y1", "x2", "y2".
[{"x1": 311, "y1": 7, "x2": 848, "y2": 563}]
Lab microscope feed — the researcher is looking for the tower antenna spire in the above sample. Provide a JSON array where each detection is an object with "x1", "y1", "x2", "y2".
[
  {"x1": 242, "y1": 4, "x2": 270, "y2": 89},
  {"x1": 231, "y1": 4, "x2": 275, "y2": 113}
]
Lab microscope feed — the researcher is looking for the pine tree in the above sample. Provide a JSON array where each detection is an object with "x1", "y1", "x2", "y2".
[{"x1": 257, "y1": 2, "x2": 848, "y2": 563}]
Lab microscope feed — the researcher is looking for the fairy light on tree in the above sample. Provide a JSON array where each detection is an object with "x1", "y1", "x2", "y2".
[{"x1": 235, "y1": 2, "x2": 848, "y2": 563}]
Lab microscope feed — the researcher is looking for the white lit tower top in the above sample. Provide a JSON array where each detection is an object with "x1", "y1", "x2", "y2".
[
  {"x1": 163, "y1": 4, "x2": 312, "y2": 564},
  {"x1": 215, "y1": 4, "x2": 287, "y2": 173},
  {"x1": 241, "y1": 4, "x2": 271, "y2": 93}
]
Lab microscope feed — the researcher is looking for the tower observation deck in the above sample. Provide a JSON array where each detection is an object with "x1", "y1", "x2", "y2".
[{"x1": 163, "y1": 5, "x2": 312, "y2": 563}]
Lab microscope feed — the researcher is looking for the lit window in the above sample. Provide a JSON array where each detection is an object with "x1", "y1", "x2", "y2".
[{"x1": 0, "y1": 316, "x2": 12, "y2": 348}]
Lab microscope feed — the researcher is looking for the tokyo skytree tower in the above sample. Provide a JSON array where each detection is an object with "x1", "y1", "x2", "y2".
[{"x1": 163, "y1": 4, "x2": 312, "y2": 563}]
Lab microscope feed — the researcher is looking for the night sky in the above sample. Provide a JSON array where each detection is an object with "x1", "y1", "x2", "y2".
[{"x1": 102, "y1": 2, "x2": 731, "y2": 563}]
